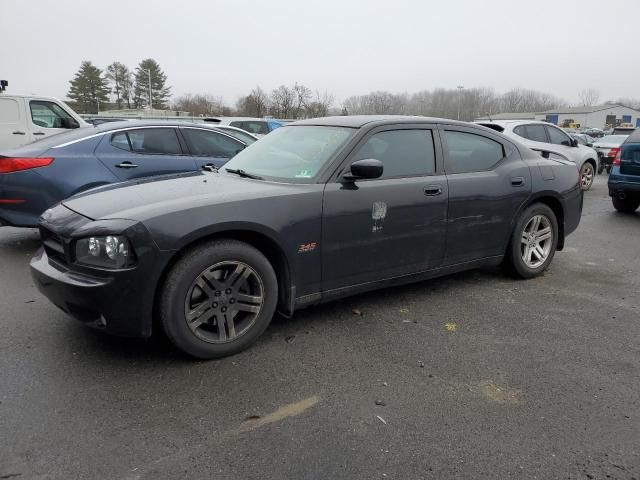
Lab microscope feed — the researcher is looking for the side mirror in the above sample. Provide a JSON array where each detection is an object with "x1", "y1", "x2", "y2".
[
  {"x1": 570, "y1": 138, "x2": 579, "y2": 147},
  {"x1": 343, "y1": 159, "x2": 383, "y2": 181},
  {"x1": 61, "y1": 117, "x2": 79, "y2": 129}
]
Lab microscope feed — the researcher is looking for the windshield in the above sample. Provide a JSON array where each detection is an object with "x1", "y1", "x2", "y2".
[
  {"x1": 222, "y1": 125, "x2": 354, "y2": 182},
  {"x1": 597, "y1": 135, "x2": 628, "y2": 145}
]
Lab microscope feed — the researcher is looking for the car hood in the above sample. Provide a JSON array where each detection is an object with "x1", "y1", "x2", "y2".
[{"x1": 62, "y1": 171, "x2": 300, "y2": 222}]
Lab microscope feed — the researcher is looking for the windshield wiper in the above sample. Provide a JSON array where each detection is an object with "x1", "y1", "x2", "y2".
[{"x1": 224, "y1": 168, "x2": 264, "y2": 180}]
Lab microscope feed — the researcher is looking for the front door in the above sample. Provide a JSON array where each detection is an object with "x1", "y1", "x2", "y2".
[
  {"x1": 322, "y1": 126, "x2": 448, "y2": 292},
  {"x1": 28, "y1": 100, "x2": 80, "y2": 141},
  {"x1": 95, "y1": 127, "x2": 197, "y2": 180},
  {"x1": 441, "y1": 126, "x2": 531, "y2": 264}
]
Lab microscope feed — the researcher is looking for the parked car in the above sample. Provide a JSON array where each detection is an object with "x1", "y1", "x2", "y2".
[
  {"x1": 204, "y1": 117, "x2": 282, "y2": 137},
  {"x1": 0, "y1": 121, "x2": 248, "y2": 227},
  {"x1": 570, "y1": 133, "x2": 596, "y2": 147},
  {"x1": 0, "y1": 92, "x2": 89, "y2": 150},
  {"x1": 477, "y1": 120, "x2": 599, "y2": 190},
  {"x1": 612, "y1": 126, "x2": 637, "y2": 136},
  {"x1": 208, "y1": 125, "x2": 259, "y2": 145},
  {"x1": 580, "y1": 128, "x2": 605, "y2": 138},
  {"x1": 608, "y1": 129, "x2": 640, "y2": 213},
  {"x1": 592, "y1": 135, "x2": 629, "y2": 173},
  {"x1": 31, "y1": 116, "x2": 583, "y2": 359}
]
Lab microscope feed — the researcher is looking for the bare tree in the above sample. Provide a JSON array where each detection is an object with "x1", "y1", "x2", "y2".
[
  {"x1": 172, "y1": 93, "x2": 228, "y2": 116},
  {"x1": 236, "y1": 86, "x2": 269, "y2": 117},
  {"x1": 305, "y1": 90, "x2": 334, "y2": 117},
  {"x1": 578, "y1": 88, "x2": 600, "y2": 107},
  {"x1": 292, "y1": 83, "x2": 312, "y2": 119},
  {"x1": 269, "y1": 85, "x2": 295, "y2": 118}
]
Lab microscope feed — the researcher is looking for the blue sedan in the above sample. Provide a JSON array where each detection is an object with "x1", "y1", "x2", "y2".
[{"x1": 0, "y1": 121, "x2": 249, "y2": 227}]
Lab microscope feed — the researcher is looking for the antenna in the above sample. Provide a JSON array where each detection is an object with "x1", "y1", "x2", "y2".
[{"x1": 0, "y1": 80, "x2": 7, "y2": 92}]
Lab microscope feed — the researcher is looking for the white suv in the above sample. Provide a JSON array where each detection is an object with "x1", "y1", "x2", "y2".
[{"x1": 477, "y1": 120, "x2": 599, "y2": 190}]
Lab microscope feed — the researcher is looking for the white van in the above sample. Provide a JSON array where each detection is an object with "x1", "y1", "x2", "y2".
[{"x1": 0, "y1": 93, "x2": 89, "y2": 150}]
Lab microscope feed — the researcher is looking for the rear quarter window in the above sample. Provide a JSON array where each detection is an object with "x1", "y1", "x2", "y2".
[{"x1": 0, "y1": 98, "x2": 20, "y2": 123}]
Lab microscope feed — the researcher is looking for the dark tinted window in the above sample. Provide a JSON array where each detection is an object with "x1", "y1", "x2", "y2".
[
  {"x1": 110, "y1": 128, "x2": 182, "y2": 155},
  {"x1": 547, "y1": 126, "x2": 572, "y2": 146},
  {"x1": 230, "y1": 121, "x2": 269, "y2": 135},
  {"x1": 444, "y1": 131, "x2": 504, "y2": 174},
  {"x1": 351, "y1": 130, "x2": 435, "y2": 178},
  {"x1": 515, "y1": 124, "x2": 548, "y2": 143},
  {"x1": 182, "y1": 128, "x2": 245, "y2": 157}
]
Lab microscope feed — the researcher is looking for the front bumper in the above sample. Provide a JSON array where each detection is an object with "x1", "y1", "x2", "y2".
[
  {"x1": 30, "y1": 207, "x2": 172, "y2": 338},
  {"x1": 31, "y1": 248, "x2": 154, "y2": 337}
]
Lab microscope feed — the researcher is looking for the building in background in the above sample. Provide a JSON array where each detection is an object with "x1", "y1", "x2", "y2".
[{"x1": 534, "y1": 105, "x2": 640, "y2": 129}]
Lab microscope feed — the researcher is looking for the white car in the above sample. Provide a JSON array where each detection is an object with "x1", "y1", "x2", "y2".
[
  {"x1": 592, "y1": 135, "x2": 629, "y2": 174},
  {"x1": 477, "y1": 120, "x2": 599, "y2": 190},
  {"x1": 204, "y1": 117, "x2": 282, "y2": 137},
  {"x1": 0, "y1": 93, "x2": 89, "y2": 150}
]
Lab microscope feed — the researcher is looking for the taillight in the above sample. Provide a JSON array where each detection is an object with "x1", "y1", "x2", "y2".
[
  {"x1": 613, "y1": 149, "x2": 622, "y2": 166},
  {"x1": 0, "y1": 157, "x2": 54, "y2": 173},
  {"x1": 607, "y1": 147, "x2": 620, "y2": 158}
]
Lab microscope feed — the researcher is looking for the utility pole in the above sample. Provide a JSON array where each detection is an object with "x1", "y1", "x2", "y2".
[
  {"x1": 147, "y1": 69, "x2": 153, "y2": 110},
  {"x1": 457, "y1": 85, "x2": 464, "y2": 120}
]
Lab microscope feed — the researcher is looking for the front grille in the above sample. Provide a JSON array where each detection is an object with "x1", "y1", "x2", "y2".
[{"x1": 39, "y1": 226, "x2": 68, "y2": 266}]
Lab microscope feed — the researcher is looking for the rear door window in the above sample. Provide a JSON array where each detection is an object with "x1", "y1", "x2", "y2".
[
  {"x1": 110, "y1": 128, "x2": 183, "y2": 155},
  {"x1": 350, "y1": 129, "x2": 436, "y2": 178},
  {"x1": 444, "y1": 131, "x2": 505, "y2": 174},
  {"x1": 523, "y1": 125, "x2": 548, "y2": 143},
  {"x1": 547, "y1": 126, "x2": 573, "y2": 146}
]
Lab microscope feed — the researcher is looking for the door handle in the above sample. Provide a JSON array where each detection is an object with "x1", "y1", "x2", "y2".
[
  {"x1": 115, "y1": 162, "x2": 138, "y2": 169},
  {"x1": 12, "y1": 131, "x2": 26, "y2": 135},
  {"x1": 424, "y1": 185, "x2": 443, "y2": 196},
  {"x1": 33, "y1": 132, "x2": 45, "y2": 136},
  {"x1": 511, "y1": 176, "x2": 525, "y2": 187}
]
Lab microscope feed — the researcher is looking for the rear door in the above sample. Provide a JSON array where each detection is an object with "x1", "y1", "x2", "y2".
[
  {"x1": 441, "y1": 126, "x2": 531, "y2": 265},
  {"x1": 28, "y1": 100, "x2": 80, "y2": 141},
  {"x1": 322, "y1": 125, "x2": 448, "y2": 291},
  {"x1": 0, "y1": 96, "x2": 29, "y2": 149},
  {"x1": 180, "y1": 127, "x2": 246, "y2": 170},
  {"x1": 95, "y1": 127, "x2": 197, "y2": 180}
]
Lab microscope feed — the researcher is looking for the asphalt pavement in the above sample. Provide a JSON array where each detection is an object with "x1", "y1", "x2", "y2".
[{"x1": 1, "y1": 175, "x2": 639, "y2": 480}]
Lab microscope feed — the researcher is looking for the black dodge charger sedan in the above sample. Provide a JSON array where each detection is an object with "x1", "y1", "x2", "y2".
[{"x1": 31, "y1": 116, "x2": 583, "y2": 358}]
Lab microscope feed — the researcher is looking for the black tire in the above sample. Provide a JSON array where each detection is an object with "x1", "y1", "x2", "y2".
[
  {"x1": 503, "y1": 203, "x2": 558, "y2": 279},
  {"x1": 597, "y1": 162, "x2": 604, "y2": 174},
  {"x1": 160, "y1": 239, "x2": 278, "y2": 359},
  {"x1": 580, "y1": 162, "x2": 595, "y2": 190},
  {"x1": 612, "y1": 196, "x2": 640, "y2": 214}
]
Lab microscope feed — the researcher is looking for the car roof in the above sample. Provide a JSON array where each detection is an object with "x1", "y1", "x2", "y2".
[
  {"x1": 625, "y1": 129, "x2": 640, "y2": 143},
  {"x1": 476, "y1": 119, "x2": 553, "y2": 127},
  {"x1": 290, "y1": 115, "x2": 471, "y2": 128}
]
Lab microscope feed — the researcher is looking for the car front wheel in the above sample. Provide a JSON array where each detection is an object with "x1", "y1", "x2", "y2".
[
  {"x1": 160, "y1": 239, "x2": 278, "y2": 359},
  {"x1": 580, "y1": 162, "x2": 595, "y2": 190},
  {"x1": 504, "y1": 203, "x2": 558, "y2": 279},
  {"x1": 612, "y1": 195, "x2": 640, "y2": 213}
]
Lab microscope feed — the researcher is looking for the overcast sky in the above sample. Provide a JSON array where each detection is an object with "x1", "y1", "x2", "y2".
[{"x1": 2, "y1": 0, "x2": 639, "y2": 106}]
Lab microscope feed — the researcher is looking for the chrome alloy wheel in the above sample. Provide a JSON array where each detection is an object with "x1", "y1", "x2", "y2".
[
  {"x1": 184, "y1": 261, "x2": 264, "y2": 343},
  {"x1": 520, "y1": 214, "x2": 553, "y2": 269},
  {"x1": 581, "y1": 163, "x2": 594, "y2": 189}
]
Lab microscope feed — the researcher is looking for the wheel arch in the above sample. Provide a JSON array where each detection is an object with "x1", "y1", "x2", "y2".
[
  {"x1": 152, "y1": 227, "x2": 293, "y2": 335},
  {"x1": 522, "y1": 193, "x2": 565, "y2": 250}
]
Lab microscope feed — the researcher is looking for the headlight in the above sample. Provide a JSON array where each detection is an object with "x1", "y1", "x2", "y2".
[{"x1": 75, "y1": 235, "x2": 135, "y2": 268}]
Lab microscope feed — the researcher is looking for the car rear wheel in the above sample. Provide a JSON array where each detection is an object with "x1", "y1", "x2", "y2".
[
  {"x1": 612, "y1": 196, "x2": 640, "y2": 213},
  {"x1": 160, "y1": 239, "x2": 278, "y2": 359},
  {"x1": 580, "y1": 162, "x2": 595, "y2": 190},
  {"x1": 504, "y1": 203, "x2": 558, "y2": 279}
]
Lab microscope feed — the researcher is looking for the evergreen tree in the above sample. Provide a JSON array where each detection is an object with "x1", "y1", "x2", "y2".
[
  {"x1": 133, "y1": 59, "x2": 171, "y2": 109},
  {"x1": 67, "y1": 61, "x2": 110, "y2": 114},
  {"x1": 105, "y1": 62, "x2": 133, "y2": 109}
]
